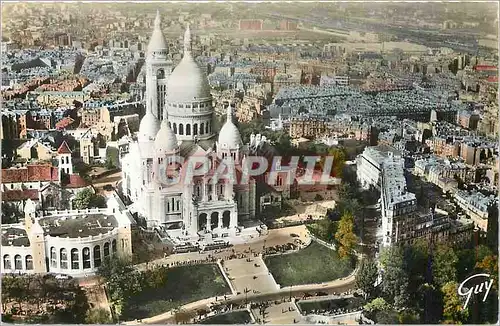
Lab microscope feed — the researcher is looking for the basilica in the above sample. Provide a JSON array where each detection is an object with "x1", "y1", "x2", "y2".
[{"x1": 121, "y1": 12, "x2": 258, "y2": 244}]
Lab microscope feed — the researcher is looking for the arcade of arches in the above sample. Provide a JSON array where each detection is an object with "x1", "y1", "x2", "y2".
[{"x1": 198, "y1": 210, "x2": 232, "y2": 232}]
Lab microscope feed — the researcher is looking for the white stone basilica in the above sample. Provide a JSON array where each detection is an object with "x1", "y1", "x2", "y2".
[{"x1": 121, "y1": 12, "x2": 257, "y2": 244}]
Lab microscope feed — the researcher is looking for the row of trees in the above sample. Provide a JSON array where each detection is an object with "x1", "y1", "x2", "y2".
[
  {"x1": 355, "y1": 240, "x2": 498, "y2": 324},
  {"x1": 1, "y1": 273, "x2": 113, "y2": 324},
  {"x1": 1, "y1": 274, "x2": 89, "y2": 323},
  {"x1": 96, "y1": 256, "x2": 169, "y2": 320}
]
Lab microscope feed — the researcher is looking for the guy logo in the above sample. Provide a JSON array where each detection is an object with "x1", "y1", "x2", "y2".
[{"x1": 457, "y1": 273, "x2": 494, "y2": 310}]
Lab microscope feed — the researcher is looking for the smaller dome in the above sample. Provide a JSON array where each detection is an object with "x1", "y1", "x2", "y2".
[
  {"x1": 218, "y1": 105, "x2": 242, "y2": 149},
  {"x1": 154, "y1": 120, "x2": 179, "y2": 154},
  {"x1": 138, "y1": 111, "x2": 161, "y2": 142}
]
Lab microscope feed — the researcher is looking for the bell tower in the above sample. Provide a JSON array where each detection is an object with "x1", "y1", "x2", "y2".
[{"x1": 146, "y1": 10, "x2": 172, "y2": 120}]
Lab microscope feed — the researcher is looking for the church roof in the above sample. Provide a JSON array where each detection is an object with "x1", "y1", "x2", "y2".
[
  {"x1": 2, "y1": 189, "x2": 39, "y2": 202},
  {"x1": 179, "y1": 139, "x2": 214, "y2": 157},
  {"x1": 2, "y1": 165, "x2": 59, "y2": 183},
  {"x1": 57, "y1": 141, "x2": 72, "y2": 154}
]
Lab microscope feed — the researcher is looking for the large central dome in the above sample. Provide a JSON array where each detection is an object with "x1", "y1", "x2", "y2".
[
  {"x1": 166, "y1": 25, "x2": 211, "y2": 103},
  {"x1": 166, "y1": 52, "x2": 211, "y2": 103}
]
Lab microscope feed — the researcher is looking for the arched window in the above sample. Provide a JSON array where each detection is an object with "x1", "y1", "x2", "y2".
[
  {"x1": 94, "y1": 246, "x2": 101, "y2": 267},
  {"x1": 168, "y1": 121, "x2": 172, "y2": 128},
  {"x1": 112, "y1": 240, "x2": 117, "y2": 253},
  {"x1": 173, "y1": 123, "x2": 177, "y2": 134},
  {"x1": 200, "y1": 123, "x2": 204, "y2": 135},
  {"x1": 206, "y1": 122, "x2": 209, "y2": 134},
  {"x1": 60, "y1": 249, "x2": 68, "y2": 269},
  {"x1": 157, "y1": 69, "x2": 165, "y2": 79},
  {"x1": 71, "y1": 249, "x2": 79, "y2": 270},
  {"x1": 50, "y1": 247, "x2": 57, "y2": 268},
  {"x1": 104, "y1": 242, "x2": 110, "y2": 257},
  {"x1": 186, "y1": 124, "x2": 191, "y2": 136},
  {"x1": 179, "y1": 124, "x2": 184, "y2": 135},
  {"x1": 25, "y1": 255, "x2": 33, "y2": 270},
  {"x1": 3, "y1": 255, "x2": 11, "y2": 270},
  {"x1": 82, "y1": 247, "x2": 91, "y2": 269},
  {"x1": 193, "y1": 123, "x2": 198, "y2": 135},
  {"x1": 176, "y1": 200, "x2": 180, "y2": 211},
  {"x1": 171, "y1": 198, "x2": 175, "y2": 211},
  {"x1": 14, "y1": 255, "x2": 22, "y2": 270}
]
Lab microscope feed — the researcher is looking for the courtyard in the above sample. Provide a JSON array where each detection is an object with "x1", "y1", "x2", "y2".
[
  {"x1": 251, "y1": 301, "x2": 302, "y2": 324},
  {"x1": 264, "y1": 241, "x2": 355, "y2": 287},
  {"x1": 121, "y1": 264, "x2": 231, "y2": 320},
  {"x1": 222, "y1": 256, "x2": 278, "y2": 294}
]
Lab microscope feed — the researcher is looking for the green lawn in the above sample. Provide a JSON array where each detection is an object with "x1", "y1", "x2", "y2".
[
  {"x1": 121, "y1": 264, "x2": 230, "y2": 320},
  {"x1": 297, "y1": 297, "x2": 365, "y2": 315},
  {"x1": 264, "y1": 241, "x2": 355, "y2": 287},
  {"x1": 200, "y1": 310, "x2": 252, "y2": 324}
]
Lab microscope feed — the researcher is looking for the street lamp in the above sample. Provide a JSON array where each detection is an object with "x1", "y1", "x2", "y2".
[{"x1": 289, "y1": 285, "x2": 292, "y2": 301}]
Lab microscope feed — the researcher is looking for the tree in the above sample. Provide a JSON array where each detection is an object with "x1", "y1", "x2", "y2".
[
  {"x1": 73, "y1": 188, "x2": 106, "y2": 209},
  {"x1": 441, "y1": 281, "x2": 469, "y2": 324},
  {"x1": 432, "y1": 244, "x2": 458, "y2": 287},
  {"x1": 97, "y1": 257, "x2": 142, "y2": 300},
  {"x1": 475, "y1": 255, "x2": 498, "y2": 291},
  {"x1": 376, "y1": 309, "x2": 400, "y2": 324},
  {"x1": 486, "y1": 204, "x2": 498, "y2": 251},
  {"x1": 1, "y1": 202, "x2": 23, "y2": 224},
  {"x1": 398, "y1": 310, "x2": 420, "y2": 324},
  {"x1": 1, "y1": 274, "x2": 89, "y2": 323},
  {"x1": 356, "y1": 259, "x2": 378, "y2": 299},
  {"x1": 309, "y1": 218, "x2": 337, "y2": 243},
  {"x1": 85, "y1": 308, "x2": 113, "y2": 324},
  {"x1": 416, "y1": 283, "x2": 443, "y2": 324},
  {"x1": 328, "y1": 147, "x2": 346, "y2": 178},
  {"x1": 364, "y1": 297, "x2": 389, "y2": 313},
  {"x1": 379, "y1": 246, "x2": 410, "y2": 308},
  {"x1": 335, "y1": 211, "x2": 357, "y2": 258}
]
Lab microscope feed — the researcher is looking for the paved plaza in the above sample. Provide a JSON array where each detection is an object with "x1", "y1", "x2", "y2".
[
  {"x1": 252, "y1": 301, "x2": 303, "y2": 324},
  {"x1": 222, "y1": 256, "x2": 279, "y2": 294}
]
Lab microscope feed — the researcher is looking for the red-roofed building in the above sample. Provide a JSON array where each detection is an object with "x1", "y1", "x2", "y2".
[
  {"x1": 66, "y1": 174, "x2": 89, "y2": 188},
  {"x1": 2, "y1": 160, "x2": 91, "y2": 210},
  {"x1": 474, "y1": 65, "x2": 497, "y2": 72},
  {"x1": 55, "y1": 117, "x2": 76, "y2": 130},
  {"x1": 57, "y1": 141, "x2": 72, "y2": 154},
  {"x1": 2, "y1": 189, "x2": 40, "y2": 202},
  {"x1": 2, "y1": 165, "x2": 59, "y2": 184}
]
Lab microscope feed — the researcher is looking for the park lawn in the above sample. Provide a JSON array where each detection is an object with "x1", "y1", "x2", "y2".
[
  {"x1": 200, "y1": 310, "x2": 252, "y2": 324},
  {"x1": 264, "y1": 241, "x2": 355, "y2": 287},
  {"x1": 297, "y1": 297, "x2": 365, "y2": 315},
  {"x1": 121, "y1": 264, "x2": 230, "y2": 320}
]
